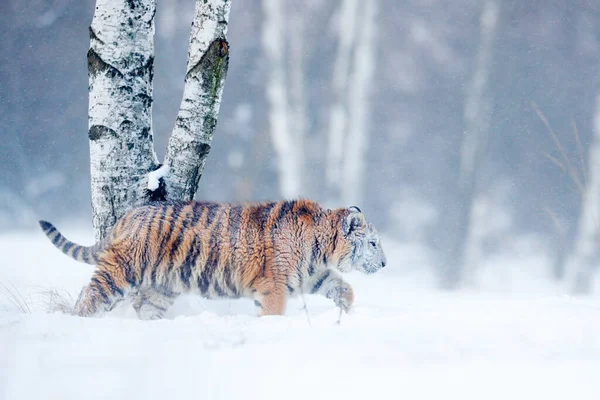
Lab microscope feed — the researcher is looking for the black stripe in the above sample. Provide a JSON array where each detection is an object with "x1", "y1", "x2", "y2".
[
  {"x1": 63, "y1": 242, "x2": 74, "y2": 254},
  {"x1": 223, "y1": 265, "x2": 239, "y2": 298},
  {"x1": 256, "y1": 203, "x2": 276, "y2": 277},
  {"x1": 268, "y1": 202, "x2": 286, "y2": 251},
  {"x1": 276, "y1": 200, "x2": 295, "y2": 225},
  {"x1": 147, "y1": 205, "x2": 170, "y2": 282},
  {"x1": 297, "y1": 204, "x2": 311, "y2": 217},
  {"x1": 166, "y1": 206, "x2": 193, "y2": 272},
  {"x1": 140, "y1": 206, "x2": 158, "y2": 266},
  {"x1": 198, "y1": 204, "x2": 221, "y2": 295},
  {"x1": 52, "y1": 233, "x2": 62, "y2": 246},
  {"x1": 205, "y1": 203, "x2": 220, "y2": 225},
  {"x1": 308, "y1": 238, "x2": 319, "y2": 275},
  {"x1": 286, "y1": 283, "x2": 294, "y2": 294},
  {"x1": 89, "y1": 295, "x2": 98, "y2": 311},
  {"x1": 228, "y1": 205, "x2": 242, "y2": 250},
  {"x1": 72, "y1": 246, "x2": 81, "y2": 260},
  {"x1": 179, "y1": 260, "x2": 192, "y2": 290},
  {"x1": 207, "y1": 210, "x2": 223, "y2": 270},
  {"x1": 181, "y1": 237, "x2": 202, "y2": 288},
  {"x1": 177, "y1": 203, "x2": 203, "y2": 289},
  {"x1": 45, "y1": 226, "x2": 57, "y2": 235},
  {"x1": 115, "y1": 252, "x2": 137, "y2": 286},
  {"x1": 190, "y1": 202, "x2": 205, "y2": 228},
  {"x1": 201, "y1": 210, "x2": 223, "y2": 295},
  {"x1": 197, "y1": 267, "x2": 211, "y2": 295},
  {"x1": 91, "y1": 277, "x2": 110, "y2": 303},
  {"x1": 311, "y1": 271, "x2": 330, "y2": 294},
  {"x1": 123, "y1": 265, "x2": 136, "y2": 286},
  {"x1": 324, "y1": 230, "x2": 338, "y2": 266},
  {"x1": 39, "y1": 221, "x2": 54, "y2": 232},
  {"x1": 254, "y1": 300, "x2": 262, "y2": 308},
  {"x1": 155, "y1": 204, "x2": 183, "y2": 267},
  {"x1": 97, "y1": 270, "x2": 124, "y2": 297}
]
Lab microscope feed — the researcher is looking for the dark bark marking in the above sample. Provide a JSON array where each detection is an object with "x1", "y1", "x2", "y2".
[
  {"x1": 89, "y1": 125, "x2": 117, "y2": 141},
  {"x1": 87, "y1": 48, "x2": 123, "y2": 79}
]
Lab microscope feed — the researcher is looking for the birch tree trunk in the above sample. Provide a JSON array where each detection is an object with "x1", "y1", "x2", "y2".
[
  {"x1": 441, "y1": 0, "x2": 499, "y2": 288},
  {"x1": 567, "y1": 92, "x2": 600, "y2": 294},
  {"x1": 88, "y1": 0, "x2": 230, "y2": 240},
  {"x1": 261, "y1": 0, "x2": 304, "y2": 199},
  {"x1": 326, "y1": 0, "x2": 359, "y2": 205},
  {"x1": 164, "y1": 0, "x2": 230, "y2": 200},
  {"x1": 341, "y1": 0, "x2": 376, "y2": 207},
  {"x1": 326, "y1": 0, "x2": 376, "y2": 207},
  {"x1": 88, "y1": 0, "x2": 159, "y2": 241},
  {"x1": 288, "y1": 10, "x2": 306, "y2": 194}
]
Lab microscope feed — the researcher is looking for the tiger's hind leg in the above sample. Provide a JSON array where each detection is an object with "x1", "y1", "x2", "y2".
[
  {"x1": 73, "y1": 264, "x2": 132, "y2": 318},
  {"x1": 131, "y1": 287, "x2": 178, "y2": 320}
]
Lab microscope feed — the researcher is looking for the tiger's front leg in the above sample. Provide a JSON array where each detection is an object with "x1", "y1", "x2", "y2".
[{"x1": 307, "y1": 269, "x2": 354, "y2": 313}]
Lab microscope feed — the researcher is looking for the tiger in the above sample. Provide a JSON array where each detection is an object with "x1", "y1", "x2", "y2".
[{"x1": 39, "y1": 198, "x2": 387, "y2": 320}]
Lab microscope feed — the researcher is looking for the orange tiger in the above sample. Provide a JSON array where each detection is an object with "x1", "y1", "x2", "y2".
[{"x1": 39, "y1": 199, "x2": 387, "y2": 319}]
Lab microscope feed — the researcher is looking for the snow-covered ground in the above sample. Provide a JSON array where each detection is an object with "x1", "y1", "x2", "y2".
[{"x1": 1, "y1": 225, "x2": 600, "y2": 400}]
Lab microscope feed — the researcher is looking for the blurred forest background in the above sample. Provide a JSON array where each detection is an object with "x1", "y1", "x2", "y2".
[{"x1": 2, "y1": 0, "x2": 600, "y2": 292}]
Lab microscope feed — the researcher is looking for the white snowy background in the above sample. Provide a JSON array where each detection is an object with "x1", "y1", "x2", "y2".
[
  {"x1": 3, "y1": 1, "x2": 600, "y2": 398},
  {"x1": 2, "y1": 224, "x2": 599, "y2": 399}
]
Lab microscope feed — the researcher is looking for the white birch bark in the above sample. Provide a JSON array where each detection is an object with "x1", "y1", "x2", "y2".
[
  {"x1": 567, "y1": 92, "x2": 600, "y2": 293},
  {"x1": 326, "y1": 0, "x2": 359, "y2": 203},
  {"x1": 288, "y1": 11, "x2": 306, "y2": 194},
  {"x1": 442, "y1": 0, "x2": 499, "y2": 288},
  {"x1": 460, "y1": 0, "x2": 500, "y2": 286},
  {"x1": 261, "y1": 0, "x2": 303, "y2": 199},
  {"x1": 341, "y1": 0, "x2": 376, "y2": 206},
  {"x1": 326, "y1": 0, "x2": 375, "y2": 207},
  {"x1": 88, "y1": 0, "x2": 159, "y2": 241},
  {"x1": 164, "y1": 0, "x2": 231, "y2": 201}
]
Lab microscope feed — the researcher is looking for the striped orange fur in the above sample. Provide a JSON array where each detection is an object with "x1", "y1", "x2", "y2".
[{"x1": 39, "y1": 199, "x2": 387, "y2": 319}]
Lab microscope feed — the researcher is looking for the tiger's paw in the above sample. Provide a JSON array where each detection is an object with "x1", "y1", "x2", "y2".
[{"x1": 328, "y1": 283, "x2": 354, "y2": 313}]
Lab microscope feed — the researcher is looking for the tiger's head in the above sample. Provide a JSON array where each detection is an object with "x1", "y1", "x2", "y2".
[{"x1": 332, "y1": 206, "x2": 387, "y2": 275}]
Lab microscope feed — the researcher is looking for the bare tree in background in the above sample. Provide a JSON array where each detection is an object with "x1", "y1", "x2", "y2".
[
  {"x1": 566, "y1": 92, "x2": 600, "y2": 293},
  {"x1": 261, "y1": 0, "x2": 306, "y2": 199},
  {"x1": 326, "y1": 0, "x2": 376, "y2": 207},
  {"x1": 441, "y1": 0, "x2": 500, "y2": 288},
  {"x1": 88, "y1": 0, "x2": 230, "y2": 240}
]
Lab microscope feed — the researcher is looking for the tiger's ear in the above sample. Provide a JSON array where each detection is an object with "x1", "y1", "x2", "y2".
[
  {"x1": 343, "y1": 209, "x2": 365, "y2": 236},
  {"x1": 348, "y1": 205, "x2": 362, "y2": 213}
]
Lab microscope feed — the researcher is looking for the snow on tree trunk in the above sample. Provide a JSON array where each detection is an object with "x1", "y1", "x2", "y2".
[
  {"x1": 88, "y1": 0, "x2": 159, "y2": 241},
  {"x1": 326, "y1": 0, "x2": 359, "y2": 205},
  {"x1": 441, "y1": 0, "x2": 499, "y2": 288},
  {"x1": 341, "y1": 0, "x2": 376, "y2": 207},
  {"x1": 261, "y1": 0, "x2": 304, "y2": 199},
  {"x1": 164, "y1": 0, "x2": 230, "y2": 201},
  {"x1": 567, "y1": 92, "x2": 600, "y2": 294}
]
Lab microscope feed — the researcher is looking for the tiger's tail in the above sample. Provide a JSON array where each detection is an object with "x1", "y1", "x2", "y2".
[{"x1": 38, "y1": 220, "x2": 102, "y2": 265}]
